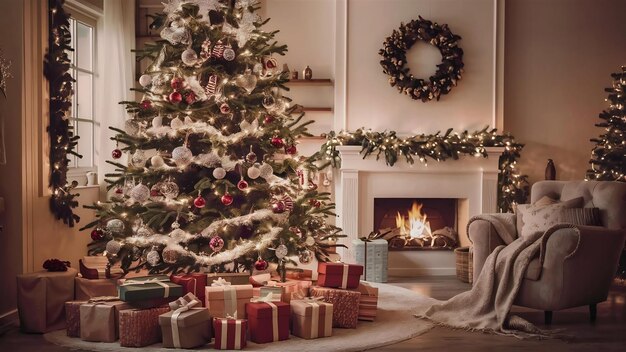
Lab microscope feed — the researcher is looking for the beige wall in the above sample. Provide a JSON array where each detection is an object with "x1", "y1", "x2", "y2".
[{"x1": 504, "y1": 0, "x2": 626, "y2": 184}]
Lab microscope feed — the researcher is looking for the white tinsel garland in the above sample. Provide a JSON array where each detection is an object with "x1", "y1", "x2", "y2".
[{"x1": 201, "y1": 208, "x2": 287, "y2": 237}]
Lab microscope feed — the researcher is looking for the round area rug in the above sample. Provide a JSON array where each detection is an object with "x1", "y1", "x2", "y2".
[{"x1": 44, "y1": 283, "x2": 433, "y2": 351}]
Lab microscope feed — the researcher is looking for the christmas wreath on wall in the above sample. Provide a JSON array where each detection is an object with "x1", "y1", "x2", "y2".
[{"x1": 379, "y1": 16, "x2": 464, "y2": 102}]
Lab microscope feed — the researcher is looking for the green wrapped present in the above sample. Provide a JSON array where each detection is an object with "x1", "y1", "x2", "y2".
[{"x1": 118, "y1": 276, "x2": 183, "y2": 302}]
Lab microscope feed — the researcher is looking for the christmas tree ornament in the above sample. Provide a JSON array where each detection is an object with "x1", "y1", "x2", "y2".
[
  {"x1": 284, "y1": 144, "x2": 297, "y2": 155},
  {"x1": 136, "y1": 225, "x2": 153, "y2": 237},
  {"x1": 213, "y1": 167, "x2": 227, "y2": 179},
  {"x1": 209, "y1": 235, "x2": 225, "y2": 252},
  {"x1": 170, "y1": 117, "x2": 184, "y2": 129},
  {"x1": 310, "y1": 199, "x2": 321, "y2": 208},
  {"x1": 146, "y1": 248, "x2": 161, "y2": 266},
  {"x1": 223, "y1": 44, "x2": 236, "y2": 61},
  {"x1": 235, "y1": 68, "x2": 257, "y2": 93},
  {"x1": 204, "y1": 74, "x2": 218, "y2": 96},
  {"x1": 264, "y1": 57, "x2": 278, "y2": 71},
  {"x1": 259, "y1": 163, "x2": 274, "y2": 179},
  {"x1": 140, "y1": 100, "x2": 152, "y2": 110},
  {"x1": 125, "y1": 119, "x2": 140, "y2": 136},
  {"x1": 181, "y1": 48, "x2": 198, "y2": 66},
  {"x1": 252, "y1": 62, "x2": 263, "y2": 74},
  {"x1": 219, "y1": 103, "x2": 231, "y2": 114},
  {"x1": 139, "y1": 74, "x2": 153, "y2": 87},
  {"x1": 114, "y1": 186, "x2": 124, "y2": 195},
  {"x1": 211, "y1": 40, "x2": 225, "y2": 58},
  {"x1": 170, "y1": 77, "x2": 184, "y2": 90},
  {"x1": 270, "y1": 136, "x2": 285, "y2": 148},
  {"x1": 275, "y1": 244, "x2": 288, "y2": 259},
  {"x1": 169, "y1": 228, "x2": 186, "y2": 241},
  {"x1": 90, "y1": 228, "x2": 105, "y2": 241},
  {"x1": 254, "y1": 257, "x2": 268, "y2": 271},
  {"x1": 106, "y1": 240, "x2": 122, "y2": 255},
  {"x1": 150, "y1": 183, "x2": 164, "y2": 201},
  {"x1": 221, "y1": 191, "x2": 233, "y2": 206},
  {"x1": 162, "y1": 247, "x2": 180, "y2": 264},
  {"x1": 247, "y1": 164, "x2": 261, "y2": 179},
  {"x1": 169, "y1": 91, "x2": 183, "y2": 104},
  {"x1": 161, "y1": 179, "x2": 180, "y2": 199},
  {"x1": 123, "y1": 179, "x2": 135, "y2": 196},
  {"x1": 152, "y1": 115, "x2": 163, "y2": 128},
  {"x1": 171, "y1": 220, "x2": 181, "y2": 229},
  {"x1": 305, "y1": 236, "x2": 315, "y2": 246},
  {"x1": 271, "y1": 200, "x2": 285, "y2": 213},
  {"x1": 106, "y1": 219, "x2": 125, "y2": 233},
  {"x1": 111, "y1": 148, "x2": 122, "y2": 159},
  {"x1": 172, "y1": 145, "x2": 193, "y2": 166},
  {"x1": 237, "y1": 178, "x2": 248, "y2": 190},
  {"x1": 150, "y1": 154, "x2": 165, "y2": 168},
  {"x1": 185, "y1": 91, "x2": 196, "y2": 104},
  {"x1": 199, "y1": 39, "x2": 212, "y2": 60},
  {"x1": 245, "y1": 145, "x2": 257, "y2": 163},
  {"x1": 131, "y1": 149, "x2": 147, "y2": 167},
  {"x1": 262, "y1": 94, "x2": 276, "y2": 109},
  {"x1": 263, "y1": 115, "x2": 274, "y2": 125},
  {"x1": 194, "y1": 192, "x2": 206, "y2": 208},
  {"x1": 298, "y1": 249, "x2": 313, "y2": 264},
  {"x1": 130, "y1": 183, "x2": 150, "y2": 203}
]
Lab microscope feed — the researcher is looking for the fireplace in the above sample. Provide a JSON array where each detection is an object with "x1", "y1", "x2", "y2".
[{"x1": 374, "y1": 198, "x2": 458, "y2": 250}]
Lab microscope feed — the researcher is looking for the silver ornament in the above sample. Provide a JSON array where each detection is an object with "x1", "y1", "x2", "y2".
[
  {"x1": 172, "y1": 146, "x2": 193, "y2": 166},
  {"x1": 105, "y1": 240, "x2": 122, "y2": 255},
  {"x1": 305, "y1": 236, "x2": 315, "y2": 246},
  {"x1": 170, "y1": 117, "x2": 184, "y2": 129},
  {"x1": 169, "y1": 228, "x2": 186, "y2": 241},
  {"x1": 150, "y1": 183, "x2": 165, "y2": 201},
  {"x1": 223, "y1": 47, "x2": 236, "y2": 61},
  {"x1": 259, "y1": 163, "x2": 274, "y2": 179},
  {"x1": 275, "y1": 244, "x2": 288, "y2": 259},
  {"x1": 131, "y1": 150, "x2": 147, "y2": 167},
  {"x1": 106, "y1": 219, "x2": 125, "y2": 233},
  {"x1": 130, "y1": 183, "x2": 150, "y2": 203},
  {"x1": 151, "y1": 155, "x2": 165, "y2": 168},
  {"x1": 162, "y1": 247, "x2": 180, "y2": 264},
  {"x1": 262, "y1": 94, "x2": 276, "y2": 109},
  {"x1": 161, "y1": 180, "x2": 180, "y2": 199},
  {"x1": 247, "y1": 165, "x2": 261, "y2": 179},
  {"x1": 299, "y1": 249, "x2": 313, "y2": 264},
  {"x1": 235, "y1": 68, "x2": 257, "y2": 93},
  {"x1": 139, "y1": 74, "x2": 153, "y2": 87},
  {"x1": 146, "y1": 249, "x2": 161, "y2": 266},
  {"x1": 213, "y1": 167, "x2": 226, "y2": 179},
  {"x1": 136, "y1": 226, "x2": 153, "y2": 237},
  {"x1": 181, "y1": 48, "x2": 198, "y2": 66}
]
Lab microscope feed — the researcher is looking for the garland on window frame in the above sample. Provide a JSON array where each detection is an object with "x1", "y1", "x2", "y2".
[
  {"x1": 45, "y1": 0, "x2": 81, "y2": 227},
  {"x1": 318, "y1": 127, "x2": 529, "y2": 212}
]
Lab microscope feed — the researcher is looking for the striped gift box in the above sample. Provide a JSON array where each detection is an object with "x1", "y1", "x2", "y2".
[{"x1": 354, "y1": 282, "x2": 379, "y2": 321}]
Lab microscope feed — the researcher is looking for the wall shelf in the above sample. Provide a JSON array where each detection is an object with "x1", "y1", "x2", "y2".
[
  {"x1": 294, "y1": 107, "x2": 333, "y2": 113},
  {"x1": 298, "y1": 136, "x2": 327, "y2": 141},
  {"x1": 287, "y1": 79, "x2": 333, "y2": 86}
]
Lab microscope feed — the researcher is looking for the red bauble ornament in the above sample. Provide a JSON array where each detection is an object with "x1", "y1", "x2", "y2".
[
  {"x1": 114, "y1": 187, "x2": 124, "y2": 194},
  {"x1": 140, "y1": 100, "x2": 152, "y2": 109},
  {"x1": 194, "y1": 195, "x2": 206, "y2": 208},
  {"x1": 221, "y1": 192, "x2": 233, "y2": 206},
  {"x1": 169, "y1": 91, "x2": 183, "y2": 104},
  {"x1": 271, "y1": 136, "x2": 285, "y2": 148},
  {"x1": 271, "y1": 200, "x2": 286, "y2": 213},
  {"x1": 90, "y1": 228, "x2": 105, "y2": 241},
  {"x1": 219, "y1": 103, "x2": 231, "y2": 114},
  {"x1": 263, "y1": 115, "x2": 274, "y2": 124},
  {"x1": 310, "y1": 199, "x2": 321, "y2": 208},
  {"x1": 185, "y1": 91, "x2": 196, "y2": 105},
  {"x1": 284, "y1": 145, "x2": 297, "y2": 155},
  {"x1": 237, "y1": 179, "x2": 248, "y2": 190},
  {"x1": 254, "y1": 258, "x2": 268, "y2": 271},
  {"x1": 170, "y1": 77, "x2": 184, "y2": 90},
  {"x1": 111, "y1": 149, "x2": 122, "y2": 159}
]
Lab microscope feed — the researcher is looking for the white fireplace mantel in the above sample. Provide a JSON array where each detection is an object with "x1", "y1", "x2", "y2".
[{"x1": 335, "y1": 145, "x2": 505, "y2": 275}]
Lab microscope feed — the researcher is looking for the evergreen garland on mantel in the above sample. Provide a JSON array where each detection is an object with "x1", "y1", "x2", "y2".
[{"x1": 319, "y1": 127, "x2": 529, "y2": 212}]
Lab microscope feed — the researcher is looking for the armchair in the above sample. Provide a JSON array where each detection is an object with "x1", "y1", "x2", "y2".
[{"x1": 468, "y1": 180, "x2": 626, "y2": 324}]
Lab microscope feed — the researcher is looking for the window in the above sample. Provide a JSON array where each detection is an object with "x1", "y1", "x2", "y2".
[{"x1": 67, "y1": 14, "x2": 97, "y2": 171}]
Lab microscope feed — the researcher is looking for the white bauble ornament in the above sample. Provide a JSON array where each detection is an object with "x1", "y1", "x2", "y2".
[
  {"x1": 235, "y1": 68, "x2": 257, "y2": 93},
  {"x1": 259, "y1": 163, "x2": 274, "y2": 179},
  {"x1": 162, "y1": 247, "x2": 180, "y2": 264},
  {"x1": 139, "y1": 74, "x2": 153, "y2": 87},
  {"x1": 181, "y1": 48, "x2": 198, "y2": 66},
  {"x1": 130, "y1": 183, "x2": 150, "y2": 203},
  {"x1": 247, "y1": 164, "x2": 261, "y2": 179},
  {"x1": 184, "y1": 115, "x2": 194, "y2": 125},
  {"x1": 275, "y1": 244, "x2": 288, "y2": 259},
  {"x1": 170, "y1": 117, "x2": 184, "y2": 129},
  {"x1": 172, "y1": 146, "x2": 193, "y2": 166},
  {"x1": 106, "y1": 219, "x2": 125, "y2": 233},
  {"x1": 131, "y1": 150, "x2": 147, "y2": 167},
  {"x1": 105, "y1": 240, "x2": 122, "y2": 255},
  {"x1": 136, "y1": 226, "x2": 153, "y2": 237},
  {"x1": 213, "y1": 167, "x2": 226, "y2": 179},
  {"x1": 146, "y1": 249, "x2": 161, "y2": 266},
  {"x1": 151, "y1": 155, "x2": 165, "y2": 168},
  {"x1": 305, "y1": 236, "x2": 315, "y2": 246},
  {"x1": 169, "y1": 228, "x2": 186, "y2": 241},
  {"x1": 161, "y1": 180, "x2": 180, "y2": 199},
  {"x1": 152, "y1": 115, "x2": 163, "y2": 128},
  {"x1": 223, "y1": 47, "x2": 236, "y2": 61}
]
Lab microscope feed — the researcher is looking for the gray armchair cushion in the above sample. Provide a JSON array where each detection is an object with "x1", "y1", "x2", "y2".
[{"x1": 516, "y1": 197, "x2": 583, "y2": 238}]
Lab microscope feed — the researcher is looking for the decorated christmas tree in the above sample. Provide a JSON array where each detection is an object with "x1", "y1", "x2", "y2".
[
  {"x1": 82, "y1": 0, "x2": 340, "y2": 275},
  {"x1": 587, "y1": 66, "x2": 626, "y2": 182}
]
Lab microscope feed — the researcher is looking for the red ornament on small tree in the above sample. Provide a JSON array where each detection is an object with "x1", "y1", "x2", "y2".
[
  {"x1": 194, "y1": 195, "x2": 206, "y2": 208},
  {"x1": 284, "y1": 145, "x2": 297, "y2": 155},
  {"x1": 170, "y1": 77, "x2": 184, "y2": 90},
  {"x1": 254, "y1": 258, "x2": 268, "y2": 271},
  {"x1": 221, "y1": 192, "x2": 233, "y2": 206},
  {"x1": 90, "y1": 228, "x2": 105, "y2": 241},
  {"x1": 140, "y1": 100, "x2": 152, "y2": 109},
  {"x1": 185, "y1": 91, "x2": 196, "y2": 105},
  {"x1": 169, "y1": 91, "x2": 183, "y2": 104},
  {"x1": 271, "y1": 136, "x2": 285, "y2": 148},
  {"x1": 112, "y1": 149, "x2": 122, "y2": 159}
]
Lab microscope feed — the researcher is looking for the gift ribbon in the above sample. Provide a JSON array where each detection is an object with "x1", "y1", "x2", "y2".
[
  {"x1": 341, "y1": 264, "x2": 349, "y2": 289},
  {"x1": 251, "y1": 293, "x2": 279, "y2": 341},
  {"x1": 121, "y1": 277, "x2": 171, "y2": 298},
  {"x1": 212, "y1": 277, "x2": 238, "y2": 318},
  {"x1": 300, "y1": 297, "x2": 326, "y2": 338},
  {"x1": 170, "y1": 296, "x2": 200, "y2": 348}
]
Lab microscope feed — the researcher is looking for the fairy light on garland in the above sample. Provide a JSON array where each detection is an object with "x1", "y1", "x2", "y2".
[
  {"x1": 45, "y1": 0, "x2": 81, "y2": 226},
  {"x1": 319, "y1": 127, "x2": 529, "y2": 212}
]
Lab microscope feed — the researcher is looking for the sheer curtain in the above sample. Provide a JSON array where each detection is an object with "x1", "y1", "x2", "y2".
[{"x1": 95, "y1": 0, "x2": 135, "y2": 196}]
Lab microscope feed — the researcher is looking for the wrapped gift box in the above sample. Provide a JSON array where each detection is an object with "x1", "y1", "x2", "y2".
[
  {"x1": 170, "y1": 273, "x2": 207, "y2": 306},
  {"x1": 80, "y1": 298, "x2": 131, "y2": 342},
  {"x1": 258, "y1": 286, "x2": 283, "y2": 302},
  {"x1": 285, "y1": 268, "x2": 313, "y2": 280},
  {"x1": 290, "y1": 298, "x2": 333, "y2": 339},
  {"x1": 207, "y1": 272, "x2": 251, "y2": 286},
  {"x1": 79, "y1": 256, "x2": 124, "y2": 279},
  {"x1": 352, "y1": 238, "x2": 388, "y2": 282},
  {"x1": 354, "y1": 281, "x2": 379, "y2": 321},
  {"x1": 119, "y1": 306, "x2": 169, "y2": 347},
  {"x1": 205, "y1": 283, "x2": 253, "y2": 319},
  {"x1": 309, "y1": 286, "x2": 361, "y2": 328},
  {"x1": 75, "y1": 277, "x2": 117, "y2": 300},
  {"x1": 213, "y1": 317, "x2": 247, "y2": 350},
  {"x1": 16, "y1": 268, "x2": 77, "y2": 333},
  {"x1": 266, "y1": 279, "x2": 312, "y2": 303},
  {"x1": 245, "y1": 300, "x2": 290, "y2": 343},
  {"x1": 118, "y1": 275, "x2": 183, "y2": 302},
  {"x1": 159, "y1": 308, "x2": 211, "y2": 348},
  {"x1": 317, "y1": 262, "x2": 363, "y2": 289},
  {"x1": 249, "y1": 273, "x2": 272, "y2": 287},
  {"x1": 65, "y1": 300, "x2": 86, "y2": 337}
]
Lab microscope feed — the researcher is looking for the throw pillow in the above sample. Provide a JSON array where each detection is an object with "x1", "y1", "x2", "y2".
[
  {"x1": 558, "y1": 208, "x2": 601, "y2": 226},
  {"x1": 516, "y1": 197, "x2": 584, "y2": 238}
]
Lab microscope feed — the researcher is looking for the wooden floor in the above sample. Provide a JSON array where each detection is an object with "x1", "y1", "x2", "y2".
[{"x1": 0, "y1": 276, "x2": 624, "y2": 351}]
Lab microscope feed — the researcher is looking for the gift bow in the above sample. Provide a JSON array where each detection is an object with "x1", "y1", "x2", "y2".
[
  {"x1": 171, "y1": 293, "x2": 201, "y2": 348},
  {"x1": 211, "y1": 277, "x2": 231, "y2": 287},
  {"x1": 211, "y1": 278, "x2": 238, "y2": 318},
  {"x1": 169, "y1": 292, "x2": 201, "y2": 311}
]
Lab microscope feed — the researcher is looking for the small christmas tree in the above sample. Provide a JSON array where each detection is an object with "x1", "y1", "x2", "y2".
[
  {"x1": 82, "y1": 0, "x2": 340, "y2": 275},
  {"x1": 587, "y1": 66, "x2": 626, "y2": 182}
]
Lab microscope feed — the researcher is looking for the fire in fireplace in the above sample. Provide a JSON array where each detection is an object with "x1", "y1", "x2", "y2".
[{"x1": 374, "y1": 198, "x2": 458, "y2": 250}]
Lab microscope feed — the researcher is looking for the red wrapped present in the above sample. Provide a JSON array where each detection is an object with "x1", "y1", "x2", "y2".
[
  {"x1": 75, "y1": 277, "x2": 117, "y2": 300},
  {"x1": 207, "y1": 272, "x2": 251, "y2": 286},
  {"x1": 291, "y1": 297, "x2": 333, "y2": 339},
  {"x1": 119, "y1": 306, "x2": 169, "y2": 347},
  {"x1": 354, "y1": 281, "x2": 378, "y2": 321},
  {"x1": 159, "y1": 293, "x2": 211, "y2": 348},
  {"x1": 245, "y1": 294, "x2": 290, "y2": 343},
  {"x1": 213, "y1": 317, "x2": 247, "y2": 350},
  {"x1": 309, "y1": 286, "x2": 361, "y2": 328},
  {"x1": 317, "y1": 262, "x2": 363, "y2": 289},
  {"x1": 249, "y1": 273, "x2": 271, "y2": 287},
  {"x1": 285, "y1": 268, "x2": 313, "y2": 280},
  {"x1": 80, "y1": 297, "x2": 131, "y2": 342},
  {"x1": 205, "y1": 279, "x2": 252, "y2": 319},
  {"x1": 170, "y1": 273, "x2": 207, "y2": 306},
  {"x1": 79, "y1": 256, "x2": 123, "y2": 279},
  {"x1": 65, "y1": 300, "x2": 85, "y2": 337}
]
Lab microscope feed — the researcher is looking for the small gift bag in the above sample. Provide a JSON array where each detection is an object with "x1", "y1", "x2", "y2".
[
  {"x1": 79, "y1": 297, "x2": 131, "y2": 342},
  {"x1": 119, "y1": 306, "x2": 170, "y2": 347},
  {"x1": 170, "y1": 273, "x2": 207, "y2": 306},
  {"x1": 309, "y1": 286, "x2": 361, "y2": 328},
  {"x1": 159, "y1": 293, "x2": 211, "y2": 348},
  {"x1": 245, "y1": 294, "x2": 290, "y2": 344},
  {"x1": 291, "y1": 298, "x2": 333, "y2": 339},
  {"x1": 213, "y1": 317, "x2": 248, "y2": 350},
  {"x1": 75, "y1": 277, "x2": 118, "y2": 300},
  {"x1": 207, "y1": 272, "x2": 251, "y2": 286},
  {"x1": 118, "y1": 275, "x2": 183, "y2": 302},
  {"x1": 317, "y1": 262, "x2": 363, "y2": 289},
  {"x1": 65, "y1": 300, "x2": 86, "y2": 337},
  {"x1": 205, "y1": 278, "x2": 252, "y2": 319}
]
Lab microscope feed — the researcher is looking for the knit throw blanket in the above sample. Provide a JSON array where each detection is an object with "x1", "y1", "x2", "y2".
[{"x1": 414, "y1": 228, "x2": 552, "y2": 339}]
